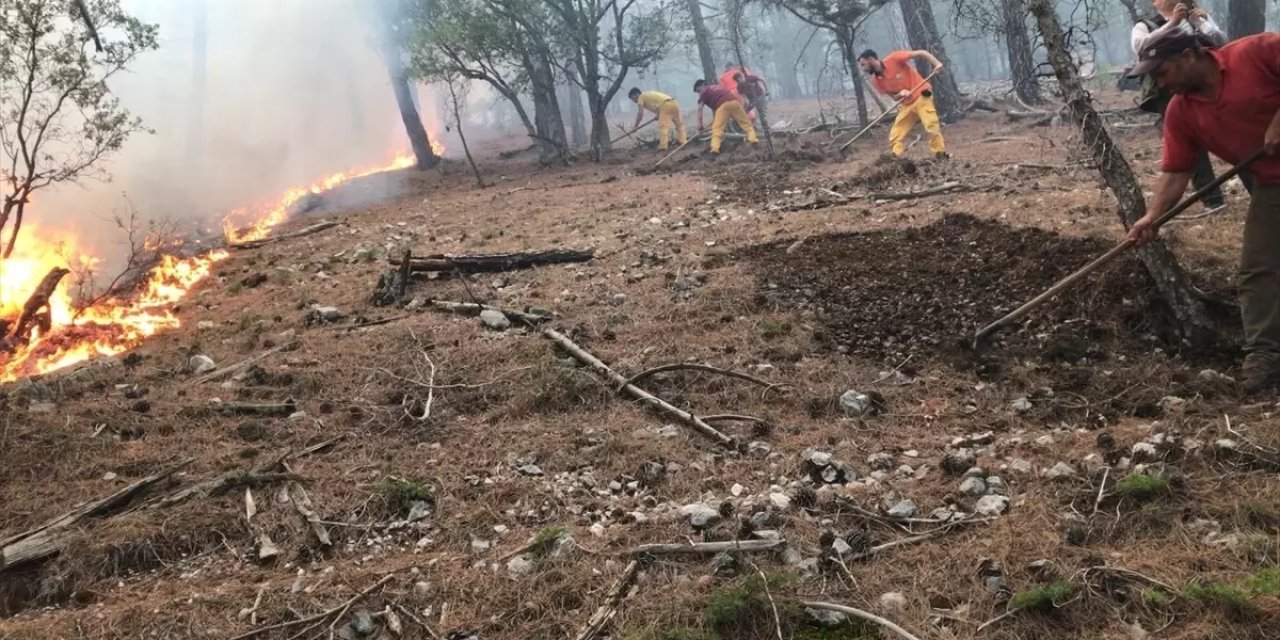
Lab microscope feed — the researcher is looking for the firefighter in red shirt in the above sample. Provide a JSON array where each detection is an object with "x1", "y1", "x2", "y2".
[
  {"x1": 694, "y1": 79, "x2": 758, "y2": 155},
  {"x1": 1127, "y1": 30, "x2": 1280, "y2": 392},
  {"x1": 858, "y1": 48, "x2": 947, "y2": 158}
]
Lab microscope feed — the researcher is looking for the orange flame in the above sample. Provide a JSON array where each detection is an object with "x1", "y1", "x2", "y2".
[{"x1": 0, "y1": 149, "x2": 431, "y2": 383}]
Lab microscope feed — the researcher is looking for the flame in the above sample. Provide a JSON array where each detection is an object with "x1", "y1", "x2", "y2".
[
  {"x1": 223, "y1": 150, "x2": 436, "y2": 244},
  {"x1": 0, "y1": 149, "x2": 431, "y2": 383}
]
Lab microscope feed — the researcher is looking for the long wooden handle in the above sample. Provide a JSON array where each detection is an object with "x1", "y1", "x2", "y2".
[
  {"x1": 611, "y1": 117, "x2": 656, "y2": 145},
  {"x1": 973, "y1": 147, "x2": 1264, "y2": 345},
  {"x1": 837, "y1": 69, "x2": 939, "y2": 152},
  {"x1": 652, "y1": 134, "x2": 700, "y2": 169}
]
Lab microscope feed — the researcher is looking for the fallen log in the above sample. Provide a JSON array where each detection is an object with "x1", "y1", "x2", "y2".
[
  {"x1": 571, "y1": 559, "x2": 643, "y2": 640},
  {"x1": 390, "y1": 249, "x2": 595, "y2": 274},
  {"x1": 0, "y1": 459, "x2": 191, "y2": 572},
  {"x1": 229, "y1": 221, "x2": 340, "y2": 250},
  {"x1": 543, "y1": 328, "x2": 737, "y2": 449},
  {"x1": 629, "y1": 539, "x2": 785, "y2": 556},
  {"x1": 212, "y1": 399, "x2": 297, "y2": 417}
]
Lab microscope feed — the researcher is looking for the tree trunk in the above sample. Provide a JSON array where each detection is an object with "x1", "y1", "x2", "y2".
[
  {"x1": 898, "y1": 0, "x2": 964, "y2": 122},
  {"x1": 1029, "y1": 0, "x2": 1218, "y2": 348},
  {"x1": 1118, "y1": 0, "x2": 1142, "y2": 24},
  {"x1": 526, "y1": 51, "x2": 569, "y2": 162},
  {"x1": 1001, "y1": 0, "x2": 1043, "y2": 104},
  {"x1": 837, "y1": 30, "x2": 869, "y2": 127},
  {"x1": 685, "y1": 0, "x2": 717, "y2": 82},
  {"x1": 563, "y1": 68, "x2": 588, "y2": 146},
  {"x1": 588, "y1": 97, "x2": 611, "y2": 160},
  {"x1": 1228, "y1": 0, "x2": 1265, "y2": 39}
]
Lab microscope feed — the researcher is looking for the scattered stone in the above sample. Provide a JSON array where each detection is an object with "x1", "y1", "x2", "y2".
[
  {"x1": 479, "y1": 309, "x2": 511, "y2": 331},
  {"x1": 1028, "y1": 559, "x2": 1057, "y2": 581},
  {"x1": 589, "y1": 523, "x2": 605, "y2": 538},
  {"x1": 189, "y1": 355, "x2": 217, "y2": 375},
  {"x1": 288, "y1": 411, "x2": 309, "y2": 423},
  {"x1": 470, "y1": 537, "x2": 491, "y2": 553},
  {"x1": 1214, "y1": 438, "x2": 1240, "y2": 452},
  {"x1": 903, "y1": 450, "x2": 919, "y2": 458},
  {"x1": 1011, "y1": 397, "x2": 1033, "y2": 413},
  {"x1": 681, "y1": 503, "x2": 721, "y2": 529},
  {"x1": 656, "y1": 425, "x2": 681, "y2": 439},
  {"x1": 506, "y1": 554, "x2": 536, "y2": 578},
  {"x1": 310, "y1": 306, "x2": 345, "y2": 323},
  {"x1": 1044, "y1": 462, "x2": 1078, "y2": 480},
  {"x1": 710, "y1": 550, "x2": 739, "y2": 577},
  {"x1": 952, "y1": 431, "x2": 996, "y2": 448},
  {"x1": 610, "y1": 293, "x2": 627, "y2": 306},
  {"x1": 102, "y1": 471, "x2": 118, "y2": 481},
  {"x1": 985, "y1": 476, "x2": 1008, "y2": 495},
  {"x1": 886, "y1": 499, "x2": 918, "y2": 519},
  {"x1": 1131, "y1": 442, "x2": 1160, "y2": 462},
  {"x1": 829, "y1": 537, "x2": 853, "y2": 558},
  {"x1": 197, "y1": 320, "x2": 217, "y2": 330},
  {"x1": 730, "y1": 483, "x2": 744, "y2": 497},
  {"x1": 942, "y1": 448, "x2": 977, "y2": 476},
  {"x1": 806, "y1": 607, "x2": 848, "y2": 626},
  {"x1": 866, "y1": 452, "x2": 895, "y2": 471},
  {"x1": 803, "y1": 449, "x2": 833, "y2": 468},
  {"x1": 958, "y1": 476, "x2": 987, "y2": 497},
  {"x1": 975, "y1": 495, "x2": 1009, "y2": 516},
  {"x1": 1033, "y1": 434, "x2": 1055, "y2": 448},
  {"x1": 1007, "y1": 458, "x2": 1033, "y2": 475},
  {"x1": 769, "y1": 493, "x2": 792, "y2": 510},
  {"x1": 962, "y1": 466, "x2": 986, "y2": 479},
  {"x1": 257, "y1": 533, "x2": 281, "y2": 562},
  {"x1": 517, "y1": 464, "x2": 544, "y2": 476},
  {"x1": 878, "y1": 591, "x2": 908, "y2": 611},
  {"x1": 746, "y1": 441, "x2": 772, "y2": 458},
  {"x1": 839, "y1": 389, "x2": 881, "y2": 417}
]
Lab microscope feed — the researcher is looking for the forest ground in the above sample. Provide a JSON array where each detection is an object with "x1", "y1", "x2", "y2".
[{"x1": 2, "y1": 87, "x2": 1279, "y2": 640}]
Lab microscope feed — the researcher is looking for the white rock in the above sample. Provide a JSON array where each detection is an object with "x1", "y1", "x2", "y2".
[
  {"x1": 311, "y1": 306, "x2": 344, "y2": 322},
  {"x1": 1131, "y1": 442, "x2": 1159, "y2": 461},
  {"x1": 886, "y1": 499, "x2": 917, "y2": 518},
  {"x1": 102, "y1": 471, "x2": 118, "y2": 481},
  {"x1": 975, "y1": 494, "x2": 1010, "y2": 516},
  {"x1": 680, "y1": 503, "x2": 721, "y2": 528},
  {"x1": 197, "y1": 320, "x2": 217, "y2": 330},
  {"x1": 1008, "y1": 458, "x2": 1033, "y2": 475},
  {"x1": 730, "y1": 483, "x2": 744, "y2": 497},
  {"x1": 830, "y1": 538, "x2": 852, "y2": 557},
  {"x1": 1044, "y1": 462, "x2": 1078, "y2": 480},
  {"x1": 878, "y1": 591, "x2": 908, "y2": 611},
  {"x1": 189, "y1": 355, "x2": 217, "y2": 375},
  {"x1": 1011, "y1": 397, "x2": 1033, "y2": 413},
  {"x1": 589, "y1": 523, "x2": 605, "y2": 538},
  {"x1": 958, "y1": 476, "x2": 987, "y2": 496},
  {"x1": 288, "y1": 411, "x2": 309, "y2": 422},
  {"x1": 1034, "y1": 434, "x2": 1055, "y2": 448},
  {"x1": 769, "y1": 492, "x2": 792, "y2": 510},
  {"x1": 479, "y1": 309, "x2": 511, "y2": 330},
  {"x1": 506, "y1": 554, "x2": 536, "y2": 578},
  {"x1": 839, "y1": 390, "x2": 876, "y2": 417},
  {"x1": 985, "y1": 476, "x2": 1009, "y2": 495}
]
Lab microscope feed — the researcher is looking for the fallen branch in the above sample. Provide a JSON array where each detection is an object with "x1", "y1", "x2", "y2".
[
  {"x1": 188, "y1": 341, "x2": 299, "y2": 385},
  {"x1": 213, "y1": 399, "x2": 297, "y2": 417},
  {"x1": 620, "y1": 362, "x2": 786, "y2": 394},
  {"x1": 1, "y1": 460, "x2": 191, "y2": 571},
  {"x1": 229, "y1": 221, "x2": 340, "y2": 250},
  {"x1": 390, "y1": 249, "x2": 595, "y2": 273},
  {"x1": 701, "y1": 414, "x2": 772, "y2": 427},
  {"x1": 229, "y1": 573, "x2": 396, "y2": 640},
  {"x1": 8, "y1": 267, "x2": 71, "y2": 342},
  {"x1": 629, "y1": 539, "x2": 784, "y2": 556},
  {"x1": 800, "y1": 601, "x2": 923, "y2": 640},
  {"x1": 427, "y1": 300, "x2": 550, "y2": 326},
  {"x1": 543, "y1": 328, "x2": 737, "y2": 449},
  {"x1": 870, "y1": 181, "x2": 968, "y2": 201},
  {"x1": 571, "y1": 559, "x2": 643, "y2": 640}
]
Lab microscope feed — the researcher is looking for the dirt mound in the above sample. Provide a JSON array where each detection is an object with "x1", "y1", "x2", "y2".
[{"x1": 743, "y1": 213, "x2": 1176, "y2": 365}]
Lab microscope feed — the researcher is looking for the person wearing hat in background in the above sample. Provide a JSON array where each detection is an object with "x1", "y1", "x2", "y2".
[
  {"x1": 1127, "y1": 31, "x2": 1280, "y2": 392},
  {"x1": 1131, "y1": 0, "x2": 1229, "y2": 214},
  {"x1": 628, "y1": 88, "x2": 687, "y2": 152}
]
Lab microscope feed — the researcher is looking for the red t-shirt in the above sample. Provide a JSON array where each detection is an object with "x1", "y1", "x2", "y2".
[
  {"x1": 698, "y1": 85, "x2": 742, "y2": 111},
  {"x1": 869, "y1": 51, "x2": 930, "y2": 105},
  {"x1": 1162, "y1": 33, "x2": 1280, "y2": 185}
]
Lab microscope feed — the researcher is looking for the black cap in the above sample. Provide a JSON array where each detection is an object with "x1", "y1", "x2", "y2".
[{"x1": 1128, "y1": 30, "x2": 1202, "y2": 77}]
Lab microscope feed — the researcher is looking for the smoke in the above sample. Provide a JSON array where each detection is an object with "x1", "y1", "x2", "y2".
[{"x1": 36, "y1": 0, "x2": 450, "y2": 260}]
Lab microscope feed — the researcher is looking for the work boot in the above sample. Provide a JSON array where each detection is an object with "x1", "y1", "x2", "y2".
[
  {"x1": 1241, "y1": 352, "x2": 1280, "y2": 394},
  {"x1": 934, "y1": 151, "x2": 951, "y2": 160}
]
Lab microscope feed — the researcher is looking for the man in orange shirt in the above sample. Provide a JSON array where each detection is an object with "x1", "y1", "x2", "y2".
[{"x1": 857, "y1": 48, "x2": 948, "y2": 158}]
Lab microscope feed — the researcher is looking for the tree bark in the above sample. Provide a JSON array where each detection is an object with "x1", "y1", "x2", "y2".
[
  {"x1": 1118, "y1": 0, "x2": 1143, "y2": 24},
  {"x1": 1001, "y1": 0, "x2": 1043, "y2": 104},
  {"x1": 563, "y1": 68, "x2": 588, "y2": 146},
  {"x1": 685, "y1": 0, "x2": 717, "y2": 82},
  {"x1": 1228, "y1": 0, "x2": 1265, "y2": 39},
  {"x1": 898, "y1": 0, "x2": 964, "y2": 122},
  {"x1": 837, "y1": 29, "x2": 869, "y2": 127},
  {"x1": 524, "y1": 48, "x2": 569, "y2": 162},
  {"x1": 1030, "y1": 0, "x2": 1218, "y2": 348}
]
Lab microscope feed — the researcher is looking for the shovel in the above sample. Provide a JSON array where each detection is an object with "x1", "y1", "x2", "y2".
[
  {"x1": 970, "y1": 147, "x2": 1263, "y2": 350},
  {"x1": 836, "y1": 69, "x2": 939, "y2": 153}
]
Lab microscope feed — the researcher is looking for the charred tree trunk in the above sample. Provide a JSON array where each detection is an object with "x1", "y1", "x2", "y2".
[
  {"x1": 525, "y1": 50, "x2": 569, "y2": 163},
  {"x1": 685, "y1": 0, "x2": 717, "y2": 82},
  {"x1": 1030, "y1": 0, "x2": 1218, "y2": 348},
  {"x1": 1002, "y1": 0, "x2": 1043, "y2": 104},
  {"x1": 837, "y1": 29, "x2": 869, "y2": 127},
  {"x1": 1228, "y1": 0, "x2": 1265, "y2": 39},
  {"x1": 898, "y1": 0, "x2": 964, "y2": 122}
]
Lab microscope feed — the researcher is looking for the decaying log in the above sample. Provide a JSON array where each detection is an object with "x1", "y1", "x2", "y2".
[
  {"x1": 543, "y1": 328, "x2": 737, "y2": 449},
  {"x1": 870, "y1": 181, "x2": 969, "y2": 201},
  {"x1": 800, "y1": 602, "x2": 924, "y2": 640},
  {"x1": 0, "y1": 460, "x2": 191, "y2": 572},
  {"x1": 372, "y1": 248, "x2": 414, "y2": 306},
  {"x1": 629, "y1": 539, "x2": 785, "y2": 556},
  {"x1": 9, "y1": 267, "x2": 71, "y2": 342},
  {"x1": 213, "y1": 398, "x2": 297, "y2": 417},
  {"x1": 390, "y1": 248, "x2": 595, "y2": 273},
  {"x1": 187, "y1": 341, "x2": 299, "y2": 386},
  {"x1": 229, "y1": 221, "x2": 340, "y2": 250},
  {"x1": 570, "y1": 559, "x2": 643, "y2": 640}
]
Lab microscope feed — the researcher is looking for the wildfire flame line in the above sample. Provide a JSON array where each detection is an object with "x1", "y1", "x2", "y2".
[{"x1": 0, "y1": 150, "x2": 429, "y2": 383}]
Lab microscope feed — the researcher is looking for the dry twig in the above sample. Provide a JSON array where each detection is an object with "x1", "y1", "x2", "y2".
[
  {"x1": 800, "y1": 601, "x2": 923, "y2": 640},
  {"x1": 229, "y1": 574, "x2": 396, "y2": 640}
]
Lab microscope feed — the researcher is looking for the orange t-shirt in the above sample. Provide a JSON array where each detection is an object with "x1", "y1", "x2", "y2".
[{"x1": 869, "y1": 51, "x2": 930, "y2": 105}]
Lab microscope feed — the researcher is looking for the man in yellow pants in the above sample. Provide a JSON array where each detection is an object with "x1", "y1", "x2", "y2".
[
  {"x1": 694, "y1": 79, "x2": 758, "y2": 155},
  {"x1": 629, "y1": 87, "x2": 687, "y2": 151},
  {"x1": 857, "y1": 48, "x2": 948, "y2": 158}
]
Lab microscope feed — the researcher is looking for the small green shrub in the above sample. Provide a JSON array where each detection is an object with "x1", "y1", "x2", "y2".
[
  {"x1": 1115, "y1": 473, "x2": 1171, "y2": 501},
  {"x1": 1244, "y1": 568, "x2": 1280, "y2": 596},
  {"x1": 1182, "y1": 581, "x2": 1252, "y2": 612},
  {"x1": 1009, "y1": 581, "x2": 1078, "y2": 611},
  {"x1": 1141, "y1": 588, "x2": 1170, "y2": 608},
  {"x1": 705, "y1": 573, "x2": 792, "y2": 636},
  {"x1": 379, "y1": 476, "x2": 433, "y2": 514},
  {"x1": 529, "y1": 526, "x2": 568, "y2": 558}
]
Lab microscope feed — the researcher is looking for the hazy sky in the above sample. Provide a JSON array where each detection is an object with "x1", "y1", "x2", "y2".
[{"x1": 38, "y1": 0, "x2": 447, "y2": 254}]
